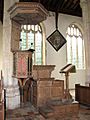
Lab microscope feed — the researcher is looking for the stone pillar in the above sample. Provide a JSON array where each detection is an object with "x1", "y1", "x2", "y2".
[
  {"x1": 80, "y1": 0, "x2": 90, "y2": 85},
  {"x1": 3, "y1": 0, "x2": 20, "y2": 109}
]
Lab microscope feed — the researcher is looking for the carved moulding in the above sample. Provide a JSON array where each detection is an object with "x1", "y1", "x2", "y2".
[{"x1": 8, "y1": 2, "x2": 49, "y2": 25}]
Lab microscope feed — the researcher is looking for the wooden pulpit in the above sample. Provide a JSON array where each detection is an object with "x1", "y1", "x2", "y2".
[
  {"x1": 13, "y1": 49, "x2": 34, "y2": 79},
  {"x1": 13, "y1": 49, "x2": 34, "y2": 106},
  {"x1": 60, "y1": 64, "x2": 76, "y2": 100}
]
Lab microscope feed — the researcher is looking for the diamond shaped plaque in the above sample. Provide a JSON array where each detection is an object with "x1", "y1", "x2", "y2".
[{"x1": 47, "y1": 30, "x2": 66, "y2": 51}]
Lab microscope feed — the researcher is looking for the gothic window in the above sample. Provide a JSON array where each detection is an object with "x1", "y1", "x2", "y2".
[
  {"x1": 20, "y1": 24, "x2": 45, "y2": 65},
  {"x1": 66, "y1": 24, "x2": 85, "y2": 69}
]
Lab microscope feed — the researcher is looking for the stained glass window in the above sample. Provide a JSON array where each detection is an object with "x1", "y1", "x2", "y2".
[
  {"x1": 20, "y1": 24, "x2": 45, "y2": 65},
  {"x1": 66, "y1": 24, "x2": 85, "y2": 69}
]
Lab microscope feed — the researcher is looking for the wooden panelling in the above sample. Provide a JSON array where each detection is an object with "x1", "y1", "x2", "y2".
[
  {"x1": 0, "y1": 101, "x2": 4, "y2": 120},
  {"x1": 13, "y1": 50, "x2": 34, "y2": 79},
  {"x1": 75, "y1": 84, "x2": 90, "y2": 106},
  {"x1": 33, "y1": 65, "x2": 55, "y2": 79},
  {"x1": 30, "y1": 79, "x2": 64, "y2": 107},
  {"x1": 11, "y1": 21, "x2": 20, "y2": 51},
  {"x1": 8, "y1": 2, "x2": 48, "y2": 25},
  {"x1": 0, "y1": 80, "x2": 4, "y2": 120}
]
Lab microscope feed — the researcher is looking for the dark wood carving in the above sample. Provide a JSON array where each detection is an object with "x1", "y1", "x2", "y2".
[
  {"x1": 11, "y1": 20, "x2": 21, "y2": 51},
  {"x1": 13, "y1": 50, "x2": 34, "y2": 79},
  {"x1": 75, "y1": 84, "x2": 90, "y2": 106},
  {"x1": 8, "y1": 2, "x2": 48, "y2": 25},
  {"x1": 30, "y1": 79, "x2": 64, "y2": 107},
  {"x1": 60, "y1": 64, "x2": 76, "y2": 100},
  {"x1": 0, "y1": 73, "x2": 4, "y2": 120}
]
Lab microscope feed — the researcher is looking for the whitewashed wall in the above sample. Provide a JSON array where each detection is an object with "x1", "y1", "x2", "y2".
[{"x1": 44, "y1": 13, "x2": 86, "y2": 89}]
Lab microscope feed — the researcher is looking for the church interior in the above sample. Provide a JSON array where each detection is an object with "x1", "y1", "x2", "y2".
[{"x1": 0, "y1": 0, "x2": 90, "y2": 120}]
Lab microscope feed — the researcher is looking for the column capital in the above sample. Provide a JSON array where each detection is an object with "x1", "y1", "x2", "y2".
[
  {"x1": 80, "y1": 0, "x2": 90, "y2": 6},
  {"x1": 80, "y1": 0, "x2": 87, "y2": 7},
  {"x1": 80, "y1": 0, "x2": 87, "y2": 3}
]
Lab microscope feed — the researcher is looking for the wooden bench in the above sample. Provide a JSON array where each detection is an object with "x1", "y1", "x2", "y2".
[
  {"x1": 75, "y1": 84, "x2": 90, "y2": 106},
  {"x1": 0, "y1": 90, "x2": 4, "y2": 120},
  {"x1": 0, "y1": 74, "x2": 5, "y2": 120}
]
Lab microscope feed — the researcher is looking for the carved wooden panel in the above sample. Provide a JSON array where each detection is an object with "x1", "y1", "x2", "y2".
[
  {"x1": 0, "y1": 102, "x2": 4, "y2": 120},
  {"x1": 75, "y1": 84, "x2": 90, "y2": 106},
  {"x1": 0, "y1": 81, "x2": 4, "y2": 120},
  {"x1": 11, "y1": 20, "x2": 21, "y2": 51},
  {"x1": 33, "y1": 65, "x2": 55, "y2": 79},
  {"x1": 31, "y1": 79, "x2": 64, "y2": 107},
  {"x1": 8, "y1": 2, "x2": 48, "y2": 25},
  {"x1": 13, "y1": 50, "x2": 33, "y2": 78},
  {"x1": 51, "y1": 80, "x2": 64, "y2": 99}
]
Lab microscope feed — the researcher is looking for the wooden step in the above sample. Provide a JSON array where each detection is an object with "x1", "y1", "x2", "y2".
[
  {"x1": 47, "y1": 99, "x2": 79, "y2": 118},
  {"x1": 39, "y1": 105, "x2": 54, "y2": 119},
  {"x1": 39, "y1": 99, "x2": 79, "y2": 119}
]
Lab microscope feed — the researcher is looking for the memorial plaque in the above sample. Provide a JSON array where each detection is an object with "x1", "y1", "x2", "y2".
[{"x1": 47, "y1": 29, "x2": 66, "y2": 51}]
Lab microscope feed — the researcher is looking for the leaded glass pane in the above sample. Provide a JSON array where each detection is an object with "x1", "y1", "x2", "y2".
[
  {"x1": 66, "y1": 24, "x2": 85, "y2": 69},
  {"x1": 77, "y1": 37, "x2": 83, "y2": 68},
  {"x1": 67, "y1": 35, "x2": 71, "y2": 63},
  {"x1": 28, "y1": 25, "x2": 30, "y2": 30},
  {"x1": 35, "y1": 32, "x2": 42, "y2": 65},
  {"x1": 71, "y1": 27, "x2": 74, "y2": 36},
  {"x1": 20, "y1": 24, "x2": 43, "y2": 65},
  {"x1": 74, "y1": 28, "x2": 77, "y2": 36},
  {"x1": 35, "y1": 25, "x2": 38, "y2": 32},
  {"x1": 24, "y1": 25, "x2": 26, "y2": 30},
  {"x1": 28, "y1": 32, "x2": 34, "y2": 49},
  {"x1": 72, "y1": 36, "x2": 77, "y2": 65}
]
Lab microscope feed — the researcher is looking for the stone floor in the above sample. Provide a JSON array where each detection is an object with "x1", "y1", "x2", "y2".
[{"x1": 6, "y1": 102, "x2": 90, "y2": 120}]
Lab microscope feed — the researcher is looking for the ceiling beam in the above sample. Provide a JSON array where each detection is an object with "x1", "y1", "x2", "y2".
[{"x1": 64, "y1": 0, "x2": 74, "y2": 9}]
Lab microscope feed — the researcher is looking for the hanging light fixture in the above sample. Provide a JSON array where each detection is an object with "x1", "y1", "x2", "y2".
[{"x1": 8, "y1": 1, "x2": 48, "y2": 25}]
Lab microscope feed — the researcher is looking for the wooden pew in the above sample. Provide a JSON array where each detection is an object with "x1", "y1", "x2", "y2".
[
  {"x1": 75, "y1": 84, "x2": 90, "y2": 106},
  {"x1": 0, "y1": 81, "x2": 4, "y2": 120},
  {"x1": 0, "y1": 71, "x2": 5, "y2": 120}
]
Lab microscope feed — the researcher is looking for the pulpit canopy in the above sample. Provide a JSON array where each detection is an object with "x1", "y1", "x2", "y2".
[{"x1": 8, "y1": 2, "x2": 48, "y2": 25}]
